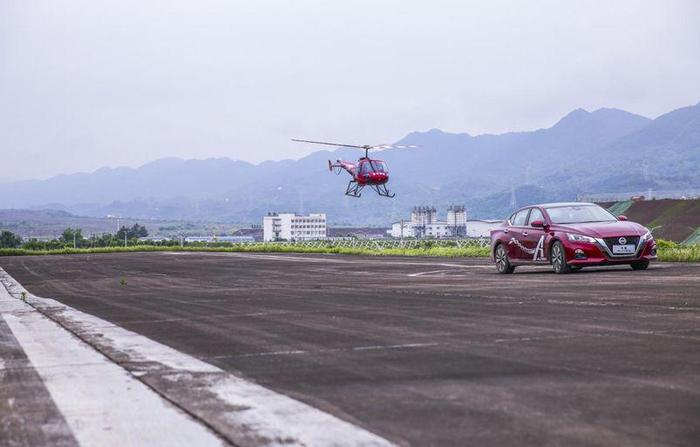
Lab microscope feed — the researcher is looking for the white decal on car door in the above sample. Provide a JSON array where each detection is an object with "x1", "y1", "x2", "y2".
[{"x1": 508, "y1": 235, "x2": 546, "y2": 261}]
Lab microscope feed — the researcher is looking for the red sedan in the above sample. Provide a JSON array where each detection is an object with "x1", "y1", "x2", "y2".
[{"x1": 490, "y1": 202, "x2": 657, "y2": 274}]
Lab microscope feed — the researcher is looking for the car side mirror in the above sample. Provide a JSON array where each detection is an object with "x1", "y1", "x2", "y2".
[
  {"x1": 530, "y1": 220, "x2": 545, "y2": 228},
  {"x1": 618, "y1": 215, "x2": 628, "y2": 221}
]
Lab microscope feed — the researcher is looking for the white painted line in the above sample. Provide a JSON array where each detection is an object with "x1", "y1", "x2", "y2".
[
  {"x1": 0, "y1": 268, "x2": 395, "y2": 447},
  {"x1": 351, "y1": 343, "x2": 439, "y2": 351},
  {"x1": 0, "y1": 283, "x2": 224, "y2": 447},
  {"x1": 173, "y1": 251, "x2": 484, "y2": 270},
  {"x1": 407, "y1": 269, "x2": 452, "y2": 277},
  {"x1": 206, "y1": 343, "x2": 440, "y2": 360}
]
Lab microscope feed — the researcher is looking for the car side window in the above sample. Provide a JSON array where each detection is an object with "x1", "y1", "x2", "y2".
[
  {"x1": 528, "y1": 208, "x2": 544, "y2": 225},
  {"x1": 511, "y1": 209, "x2": 530, "y2": 226}
]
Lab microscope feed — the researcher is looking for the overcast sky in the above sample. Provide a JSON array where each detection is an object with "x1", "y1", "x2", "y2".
[{"x1": 1, "y1": 0, "x2": 699, "y2": 180}]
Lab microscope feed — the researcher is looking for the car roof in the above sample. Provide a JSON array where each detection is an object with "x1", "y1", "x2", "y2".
[{"x1": 534, "y1": 202, "x2": 597, "y2": 208}]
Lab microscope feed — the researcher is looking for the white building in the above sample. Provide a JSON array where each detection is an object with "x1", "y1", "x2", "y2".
[
  {"x1": 263, "y1": 213, "x2": 327, "y2": 241},
  {"x1": 425, "y1": 222, "x2": 451, "y2": 238},
  {"x1": 390, "y1": 206, "x2": 468, "y2": 238},
  {"x1": 446, "y1": 205, "x2": 467, "y2": 237},
  {"x1": 390, "y1": 220, "x2": 414, "y2": 238},
  {"x1": 390, "y1": 218, "x2": 502, "y2": 239},
  {"x1": 465, "y1": 220, "x2": 503, "y2": 238}
]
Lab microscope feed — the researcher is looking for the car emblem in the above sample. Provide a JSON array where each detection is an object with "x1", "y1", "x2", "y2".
[{"x1": 618, "y1": 237, "x2": 627, "y2": 244}]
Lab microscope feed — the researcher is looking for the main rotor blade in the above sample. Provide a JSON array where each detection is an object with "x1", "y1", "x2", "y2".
[
  {"x1": 292, "y1": 139, "x2": 368, "y2": 149},
  {"x1": 370, "y1": 144, "x2": 419, "y2": 149}
]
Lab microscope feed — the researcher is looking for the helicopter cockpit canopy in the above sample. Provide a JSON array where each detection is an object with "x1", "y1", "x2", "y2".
[{"x1": 360, "y1": 159, "x2": 387, "y2": 174}]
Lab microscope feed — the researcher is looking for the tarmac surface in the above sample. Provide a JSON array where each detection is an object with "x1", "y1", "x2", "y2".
[{"x1": 1, "y1": 252, "x2": 699, "y2": 446}]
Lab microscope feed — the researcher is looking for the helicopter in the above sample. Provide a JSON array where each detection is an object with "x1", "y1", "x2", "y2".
[{"x1": 291, "y1": 139, "x2": 417, "y2": 198}]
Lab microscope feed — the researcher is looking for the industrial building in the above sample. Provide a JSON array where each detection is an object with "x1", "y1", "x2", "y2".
[
  {"x1": 263, "y1": 212, "x2": 327, "y2": 241},
  {"x1": 390, "y1": 206, "x2": 501, "y2": 238}
]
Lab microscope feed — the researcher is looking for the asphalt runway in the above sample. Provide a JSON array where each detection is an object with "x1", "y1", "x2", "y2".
[{"x1": 2, "y1": 252, "x2": 699, "y2": 446}]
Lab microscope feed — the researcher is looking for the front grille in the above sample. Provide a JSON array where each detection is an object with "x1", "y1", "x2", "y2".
[{"x1": 603, "y1": 235, "x2": 640, "y2": 251}]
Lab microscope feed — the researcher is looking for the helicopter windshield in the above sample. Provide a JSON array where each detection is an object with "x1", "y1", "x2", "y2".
[{"x1": 361, "y1": 160, "x2": 387, "y2": 174}]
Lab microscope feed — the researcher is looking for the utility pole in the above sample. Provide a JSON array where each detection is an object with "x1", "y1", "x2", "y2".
[
  {"x1": 124, "y1": 230, "x2": 128, "y2": 248},
  {"x1": 73, "y1": 233, "x2": 77, "y2": 249}
]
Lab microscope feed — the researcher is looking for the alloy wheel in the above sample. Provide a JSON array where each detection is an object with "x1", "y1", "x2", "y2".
[
  {"x1": 551, "y1": 242, "x2": 571, "y2": 273},
  {"x1": 496, "y1": 246, "x2": 507, "y2": 272},
  {"x1": 552, "y1": 244, "x2": 563, "y2": 272}
]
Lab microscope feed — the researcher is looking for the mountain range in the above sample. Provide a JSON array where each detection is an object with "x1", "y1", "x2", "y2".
[{"x1": 2, "y1": 102, "x2": 699, "y2": 225}]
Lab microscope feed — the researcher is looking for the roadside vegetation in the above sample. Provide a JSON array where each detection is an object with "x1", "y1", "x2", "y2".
[
  {"x1": 0, "y1": 242, "x2": 491, "y2": 258},
  {"x1": 654, "y1": 239, "x2": 700, "y2": 262},
  {"x1": 1, "y1": 227, "x2": 698, "y2": 261}
]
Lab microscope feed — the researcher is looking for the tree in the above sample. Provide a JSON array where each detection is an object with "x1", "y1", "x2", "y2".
[
  {"x1": 131, "y1": 223, "x2": 148, "y2": 238},
  {"x1": 60, "y1": 228, "x2": 85, "y2": 247},
  {"x1": 0, "y1": 230, "x2": 22, "y2": 248},
  {"x1": 117, "y1": 224, "x2": 148, "y2": 240}
]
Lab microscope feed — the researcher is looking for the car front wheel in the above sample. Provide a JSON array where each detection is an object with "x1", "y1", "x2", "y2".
[
  {"x1": 494, "y1": 244, "x2": 515, "y2": 274},
  {"x1": 631, "y1": 260, "x2": 650, "y2": 270},
  {"x1": 551, "y1": 241, "x2": 571, "y2": 274}
]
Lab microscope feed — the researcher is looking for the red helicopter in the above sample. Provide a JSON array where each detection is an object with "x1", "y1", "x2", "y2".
[{"x1": 292, "y1": 139, "x2": 416, "y2": 198}]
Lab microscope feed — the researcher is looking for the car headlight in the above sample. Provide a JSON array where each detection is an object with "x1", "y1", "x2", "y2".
[
  {"x1": 566, "y1": 233, "x2": 597, "y2": 243},
  {"x1": 641, "y1": 230, "x2": 652, "y2": 241}
]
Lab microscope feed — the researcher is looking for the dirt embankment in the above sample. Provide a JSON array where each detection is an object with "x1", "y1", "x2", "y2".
[{"x1": 601, "y1": 199, "x2": 700, "y2": 242}]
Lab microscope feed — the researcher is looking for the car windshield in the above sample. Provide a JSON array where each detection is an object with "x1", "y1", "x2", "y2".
[{"x1": 545, "y1": 205, "x2": 617, "y2": 224}]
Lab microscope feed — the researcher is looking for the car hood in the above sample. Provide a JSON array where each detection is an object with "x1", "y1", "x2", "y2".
[{"x1": 554, "y1": 221, "x2": 647, "y2": 238}]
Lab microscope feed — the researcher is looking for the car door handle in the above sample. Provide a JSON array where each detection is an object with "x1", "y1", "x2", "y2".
[{"x1": 522, "y1": 231, "x2": 528, "y2": 237}]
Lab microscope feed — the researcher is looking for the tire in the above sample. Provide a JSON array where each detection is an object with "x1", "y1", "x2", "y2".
[
  {"x1": 551, "y1": 241, "x2": 571, "y2": 274},
  {"x1": 494, "y1": 244, "x2": 515, "y2": 274},
  {"x1": 631, "y1": 260, "x2": 650, "y2": 270}
]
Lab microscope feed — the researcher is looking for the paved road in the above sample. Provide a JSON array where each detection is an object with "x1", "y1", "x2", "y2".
[{"x1": 2, "y1": 252, "x2": 699, "y2": 446}]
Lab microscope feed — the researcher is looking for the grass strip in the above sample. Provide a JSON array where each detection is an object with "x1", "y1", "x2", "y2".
[
  {"x1": 0, "y1": 244, "x2": 491, "y2": 258},
  {"x1": 2, "y1": 242, "x2": 699, "y2": 261}
]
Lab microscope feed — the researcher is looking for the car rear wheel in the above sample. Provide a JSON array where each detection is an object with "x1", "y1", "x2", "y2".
[
  {"x1": 551, "y1": 241, "x2": 571, "y2": 274},
  {"x1": 631, "y1": 260, "x2": 650, "y2": 270},
  {"x1": 494, "y1": 244, "x2": 515, "y2": 274}
]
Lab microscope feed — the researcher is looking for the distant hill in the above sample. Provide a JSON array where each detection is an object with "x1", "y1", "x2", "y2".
[
  {"x1": 1, "y1": 102, "x2": 699, "y2": 225},
  {"x1": 0, "y1": 209, "x2": 224, "y2": 239}
]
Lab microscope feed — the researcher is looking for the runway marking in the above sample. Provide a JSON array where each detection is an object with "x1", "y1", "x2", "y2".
[
  {"x1": 207, "y1": 342, "x2": 440, "y2": 360},
  {"x1": 352, "y1": 342, "x2": 439, "y2": 351},
  {"x1": 408, "y1": 269, "x2": 452, "y2": 277},
  {"x1": 168, "y1": 250, "x2": 487, "y2": 269},
  {"x1": 0, "y1": 268, "x2": 395, "y2": 447},
  {"x1": 0, "y1": 277, "x2": 224, "y2": 447}
]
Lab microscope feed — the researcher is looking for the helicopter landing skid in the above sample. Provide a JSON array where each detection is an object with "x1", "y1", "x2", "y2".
[
  {"x1": 345, "y1": 181, "x2": 364, "y2": 197},
  {"x1": 371, "y1": 183, "x2": 396, "y2": 198},
  {"x1": 345, "y1": 181, "x2": 395, "y2": 198}
]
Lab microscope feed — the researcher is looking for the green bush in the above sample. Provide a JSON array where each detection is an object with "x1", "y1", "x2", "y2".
[
  {"x1": 655, "y1": 239, "x2": 679, "y2": 249},
  {"x1": 657, "y1": 244, "x2": 700, "y2": 262}
]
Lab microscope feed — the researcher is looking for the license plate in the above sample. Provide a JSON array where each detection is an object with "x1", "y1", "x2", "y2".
[{"x1": 612, "y1": 244, "x2": 636, "y2": 254}]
